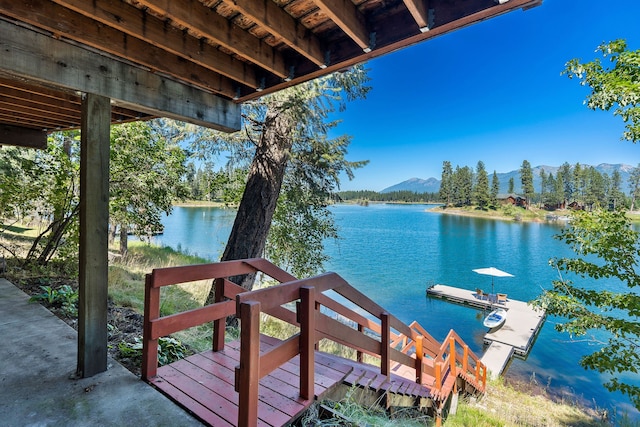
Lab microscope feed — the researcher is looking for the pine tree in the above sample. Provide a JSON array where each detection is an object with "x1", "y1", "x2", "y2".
[
  {"x1": 491, "y1": 171, "x2": 500, "y2": 209},
  {"x1": 520, "y1": 160, "x2": 534, "y2": 208},
  {"x1": 473, "y1": 161, "x2": 490, "y2": 210},
  {"x1": 439, "y1": 161, "x2": 453, "y2": 207}
]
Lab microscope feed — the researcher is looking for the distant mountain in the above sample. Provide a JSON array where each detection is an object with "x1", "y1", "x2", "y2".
[
  {"x1": 380, "y1": 163, "x2": 634, "y2": 194},
  {"x1": 380, "y1": 177, "x2": 441, "y2": 193}
]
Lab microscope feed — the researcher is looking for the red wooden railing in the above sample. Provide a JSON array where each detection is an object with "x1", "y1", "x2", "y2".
[{"x1": 142, "y1": 258, "x2": 486, "y2": 427}]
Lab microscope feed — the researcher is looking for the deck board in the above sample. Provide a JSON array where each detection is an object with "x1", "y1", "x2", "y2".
[{"x1": 148, "y1": 334, "x2": 435, "y2": 426}]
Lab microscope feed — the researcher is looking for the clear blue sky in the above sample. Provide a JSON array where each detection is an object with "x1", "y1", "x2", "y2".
[{"x1": 332, "y1": 0, "x2": 640, "y2": 192}]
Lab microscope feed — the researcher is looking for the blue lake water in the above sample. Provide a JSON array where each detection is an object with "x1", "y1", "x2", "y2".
[{"x1": 149, "y1": 203, "x2": 640, "y2": 419}]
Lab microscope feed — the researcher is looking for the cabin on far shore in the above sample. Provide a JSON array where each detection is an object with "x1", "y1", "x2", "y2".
[{"x1": 497, "y1": 193, "x2": 527, "y2": 207}]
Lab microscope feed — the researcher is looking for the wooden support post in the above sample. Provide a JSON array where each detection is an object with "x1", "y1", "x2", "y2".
[
  {"x1": 415, "y1": 335, "x2": 424, "y2": 384},
  {"x1": 299, "y1": 286, "x2": 315, "y2": 400},
  {"x1": 77, "y1": 93, "x2": 110, "y2": 378},
  {"x1": 213, "y1": 278, "x2": 225, "y2": 351},
  {"x1": 237, "y1": 300, "x2": 260, "y2": 427},
  {"x1": 142, "y1": 274, "x2": 160, "y2": 380},
  {"x1": 381, "y1": 312, "x2": 390, "y2": 378}
]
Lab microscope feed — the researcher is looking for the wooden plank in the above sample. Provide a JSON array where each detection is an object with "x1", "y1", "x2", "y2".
[
  {"x1": 137, "y1": 0, "x2": 288, "y2": 78},
  {"x1": 53, "y1": 0, "x2": 259, "y2": 88},
  {"x1": 314, "y1": 0, "x2": 369, "y2": 51},
  {"x1": 154, "y1": 364, "x2": 239, "y2": 425},
  {"x1": 315, "y1": 311, "x2": 380, "y2": 356},
  {"x1": 259, "y1": 335, "x2": 300, "y2": 378},
  {"x1": 403, "y1": 0, "x2": 431, "y2": 31},
  {"x1": 237, "y1": 272, "x2": 347, "y2": 310},
  {"x1": 159, "y1": 354, "x2": 298, "y2": 427},
  {"x1": 0, "y1": 19, "x2": 240, "y2": 132},
  {"x1": 0, "y1": 124, "x2": 46, "y2": 148},
  {"x1": 169, "y1": 360, "x2": 241, "y2": 411},
  {"x1": 149, "y1": 300, "x2": 236, "y2": 338},
  {"x1": 77, "y1": 92, "x2": 110, "y2": 378},
  {"x1": 148, "y1": 374, "x2": 235, "y2": 427},
  {"x1": 219, "y1": 0, "x2": 325, "y2": 67},
  {"x1": 0, "y1": 0, "x2": 239, "y2": 99},
  {"x1": 150, "y1": 259, "x2": 260, "y2": 287}
]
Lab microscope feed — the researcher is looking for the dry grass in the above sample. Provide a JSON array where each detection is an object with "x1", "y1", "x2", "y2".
[{"x1": 453, "y1": 377, "x2": 609, "y2": 427}]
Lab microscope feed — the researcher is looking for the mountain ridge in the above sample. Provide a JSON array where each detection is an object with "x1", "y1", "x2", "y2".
[{"x1": 379, "y1": 163, "x2": 635, "y2": 194}]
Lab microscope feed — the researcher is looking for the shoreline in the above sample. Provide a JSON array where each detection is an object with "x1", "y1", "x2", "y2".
[{"x1": 425, "y1": 205, "x2": 542, "y2": 222}]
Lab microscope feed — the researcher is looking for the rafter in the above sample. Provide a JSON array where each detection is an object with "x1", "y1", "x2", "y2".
[
  {"x1": 313, "y1": 0, "x2": 370, "y2": 52},
  {"x1": 0, "y1": 0, "x2": 241, "y2": 99},
  {"x1": 135, "y1": 0, "x2": 288, "y2": 79},
  {"x1": 51, "y1": 0, "x2": 259, "y2": 91},
  {"x1": 219, "y1": 0, "x2": 326, "y2": 69},
  {"x1": 1, "y1": 19, "x2": 240, "y2": 132},
  {"x1": 403, "y1": 0, "x2": 431, "y2": 32}
]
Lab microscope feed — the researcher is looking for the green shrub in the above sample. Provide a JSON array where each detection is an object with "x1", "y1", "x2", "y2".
[
  {"x1": 117, "y1": 336, "x2": 189, "y2": 367},
  {"x1": 29, "y1": 284, "x2": 78, "y2": 317}
]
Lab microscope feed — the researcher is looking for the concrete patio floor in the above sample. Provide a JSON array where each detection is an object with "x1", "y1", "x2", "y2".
[{"x1": 0, "y1": 278, "x2": 202, "y2": 427}]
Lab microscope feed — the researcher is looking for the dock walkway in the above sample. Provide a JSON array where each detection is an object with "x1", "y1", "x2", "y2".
[{"x1": 426, "y1": 284, "x2": 545, "y2": 378}]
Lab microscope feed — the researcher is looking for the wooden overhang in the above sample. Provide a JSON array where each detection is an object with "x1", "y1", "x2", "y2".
[{"x1": 0, "y1": 0, "x2": 541, "y2": 148}]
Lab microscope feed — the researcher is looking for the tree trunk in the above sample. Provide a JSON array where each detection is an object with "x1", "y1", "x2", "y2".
[
  {"x1": 119, "y1": 224, "x2": 128, "y2": 257},
  {"x1": 108, "y1": 223, "x2": 117, "y2": 245},
  {"x1": 206, "y1": 104, "x2": 293, "y2": 303}
]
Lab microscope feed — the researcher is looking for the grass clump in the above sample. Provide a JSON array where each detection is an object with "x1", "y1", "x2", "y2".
[{"x1": 453, "y1": 377, "x2": 610, "y2": 427}]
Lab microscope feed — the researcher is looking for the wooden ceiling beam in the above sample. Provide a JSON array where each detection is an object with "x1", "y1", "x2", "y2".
[
  {"x1": 52, "y1": 0, "x2": 259, "y2": 90},
  {"x1": 313, "y1": 0, "x2": 370, "y2": 52},
  {"x1": 219, "y1": 0, "x2": 326, "y2": 69},
  {"x1": 0, "y1": 124, "x2": 47, "y2": 149},
  {"x1": 403, "y1": 0, "x2": 431, "y2": 32},
  {"x1": 135, "y1": 0, "x2": 288, "y2": 79},
  {"x1": 0, "y1": 19, "x2": 241, "y2": 132},
  {"x1": 0, "y1": 0, "x2": 240, "y2": 100}
]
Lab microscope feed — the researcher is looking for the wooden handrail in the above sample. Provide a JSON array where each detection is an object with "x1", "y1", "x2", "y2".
[{"x1": 142, "y1": 258, "x2": 488, "y2": 426}]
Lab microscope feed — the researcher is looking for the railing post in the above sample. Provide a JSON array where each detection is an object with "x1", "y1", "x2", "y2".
[
  {"x1": 142, "y1": 274, "x2": 159, "y2": 380},
  {"x1": 212, "y1": 278, "x2": 225, "y2": 352},
  {"x1": 462, "y1": 344, "x2": 469, "y2": 374},
  {"x1": 300, "y1": 286, "x2": 315, "y2": 400},
  {"x1": 356, "y1": 323, "x2": 364, "y2": 363},
  {"x1": 415, "y1": 335, "x2": 424, "y2": 384},
  {"x1": 236, "y1": 300, "x2": 260, "y2": 427},
  {"x1": 314, "y1": 301, "x2": 321, "y2": 351},
  {"x1": 381, "y1": 312, "x2": 391, "y2": 378},
  {"x1": 449, "y1": 337, "x2": 456, "y2": 377},
  {"x1": 435, "y1": 361, "x2": 442, "y2": 392}
]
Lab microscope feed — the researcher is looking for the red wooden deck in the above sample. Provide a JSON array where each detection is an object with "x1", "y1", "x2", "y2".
[
  {"x1": 148, "y1": 334, "x2": 434, "y2": 426},
  {"x1": 142, "y1": 259, "x2": 486, "y2": 427}
]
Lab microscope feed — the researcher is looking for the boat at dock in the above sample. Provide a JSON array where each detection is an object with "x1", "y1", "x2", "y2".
[{"x1": 483, "y1": 308, "x2": 507, "y2": 329}]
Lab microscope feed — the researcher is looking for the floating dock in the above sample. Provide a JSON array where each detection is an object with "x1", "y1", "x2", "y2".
[{"x1": 426, "y1": 284, "x2": 546, "y2": 378}]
